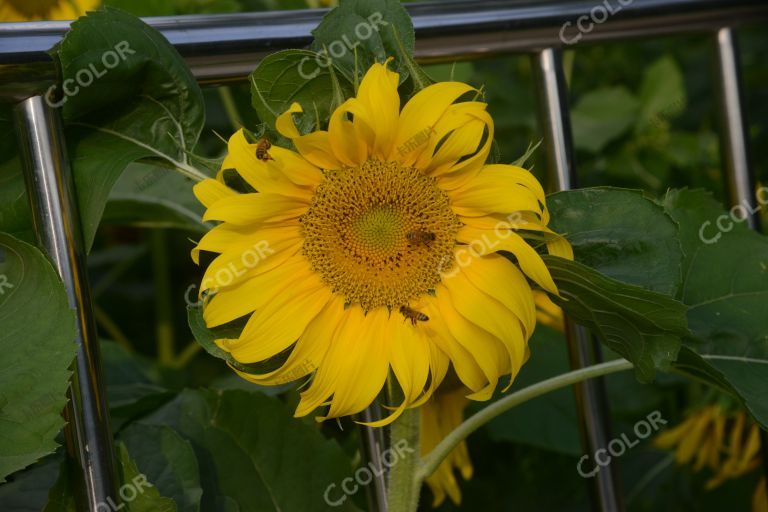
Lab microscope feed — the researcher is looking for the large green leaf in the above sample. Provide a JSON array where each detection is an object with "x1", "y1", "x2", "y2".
[
  {"x1": 543, "y1": 255, "x2": 688, "y2": 382},
  {"x1": 310, "y1": 0, "x2": 414, "y2": 85},
  {"x1": 0, "y1": 234, "x2": 77, "y2": 482},
  {"x1": 120, "y1": 424, "x2": 202, "y2": 512},
  {"x1": 663, "y1": 189, "x2": 768, "y2": 427},
  {"x1": 53, "y1": 7, "x2": 206, "y2": 251},
  {"x1": 138, "y1": 389, "x2": 363, "y2": 512},
  {"x1": 249, "y1": 49, "x2": 353, "y2": 135},
  {"x1": 115, "y1": 443, "x2": 176, "y2": 512},
  {"x1": 547, "y1": 187, "x2": 683, "y2": 295},
  {"x1": 0, "y1": 157, "x2": 32, "y2": 244}
]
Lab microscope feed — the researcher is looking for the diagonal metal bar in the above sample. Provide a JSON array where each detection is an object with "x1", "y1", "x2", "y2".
[
  {"x1": 532, "y1": 48, "x2": 624, "y2": 512},
  {"x1": 14, "y1": 96, "x2": 119, "y2": 512},
  {"x1": 713, "y1": 24, "x2": 768, "y2": 488}
]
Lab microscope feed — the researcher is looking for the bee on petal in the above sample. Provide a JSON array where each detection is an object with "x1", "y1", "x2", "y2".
[
  {"x1": 255, "y1": 138, "x2": 273, "y2": 161},
  {"x1": 399, "y1": 305, "x2": 429, "y2": 325}
]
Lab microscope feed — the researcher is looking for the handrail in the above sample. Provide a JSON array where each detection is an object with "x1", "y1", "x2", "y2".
[{"x1": 1, "y1": 0, "x2": 767, "y2": 87}]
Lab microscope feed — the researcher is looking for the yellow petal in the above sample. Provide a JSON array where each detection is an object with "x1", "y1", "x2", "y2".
[
  {"x1": 355, "y1": 60, "x2": 400, "y2": 158},
  {"x1": 203, "y1": 255, "x2": 313, "y2": 327},
  {"x1": 193, "y1": 179, "x2": 236, "y2": 209},
  {"x1": 202, "y1": 192, "x2": 307, "y2": 225},
  {"x1": 434, "y1": 285, "x2": 508, "y2": 400},
  {"x1": 456, "y1": 225, "x2": 558, "y2": 295},
  {"x1": 443, "y1": 270, "x2": 528, "y2": 389},
  {"x1": 392, "y1": 81, "x2": 476, "y2": 166},
  {"x1": 218, "y1": 129, "x2": 310, "y2": 197},
  {"x1": 236, "y1": 295, "x2": 344, "y2": 385},
  {"x1": 276, "y1": 102, "x2": 341, "y2": 170},
  {"x1": 328, "y1": 98, "x2": 370, "y2": 166},
  {"x1": 223, "y1": 274, "x2": 332, "y2": 363},
  {"x1": 420, "y1": 297, "x2": 488, "y2": 394},
  {"x1": 198, "y1": 225, "x2": 302, "y2": 294}
]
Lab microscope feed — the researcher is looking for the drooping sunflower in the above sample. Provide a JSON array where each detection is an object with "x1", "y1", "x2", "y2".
[
  {"x1": 193, "y1": 61, "x2": 571, "y2": 426},
  {"x1": 420, "y1": 387, "x2": 473, "y2": 507},
  {"x1": 0, "y1": 0, "x2": 99, "y2": 21},
  {"x1": 654, "y1": 404, "x2": 766, "y2": 511}
]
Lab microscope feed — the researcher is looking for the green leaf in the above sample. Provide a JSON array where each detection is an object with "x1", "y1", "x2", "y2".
[
  {"x1": 100, "y1": 340, "x2": 172, "y2": 427},
  {"x1": 41, "y1": 461, "x2": 75, "y2": 512},
  {"x1": 571, "y1": 86, "x2": 639, "y2": 153},
  {"x1": 543, "y1": 255, "x2": 688, "y2": 382},
  {"x1": 547, "y1": 188, "x2": 683, "y2": 295},
  {"x1": 0, "y1": 234, "x2": 77, "y2": 482},
  {"x1": 310, "y1": 0, "x2": 414, "y2": 85},
  {"x1": 138, "y1": 389, "x2": 363, "y2": 511},
  {"x1": 102, "y1": 163, "x2": 206, "y2": 233},
  {"x1": 115, "y1": 443, "x2": 177, "y2": 512},
  {"x1": 249, "y1": 49, "x2": 354, "y2": 134},
  {"x1": 663, "y1": 189, "x2": 768, "y2": 428},
  {"x1": 636, "y1": 56, "x2": 686, "y2": 132},
  {"x1": 0, "y1": 456, "x2": 61, "y2": 511},
  {"x1": 120, "y1": 425, "x2": 202, "y2": 512},
  {"x1": 53, "y1": 7, "x2": 206, "y2": 251},
  {"x1": 0, "y1": 156, "x2": 33, "y2": 244}
]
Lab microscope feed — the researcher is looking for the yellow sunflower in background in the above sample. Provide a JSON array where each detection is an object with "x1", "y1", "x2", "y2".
[
  {"x1": 534, "y1": 289, "x2": 564, "y2": 333},
  {"x1": 192, "y1": 60, "x2": 571, "y2": 426},
  {"x1": 0, "y1": 0, "x2": 99, "y2": 21},
  {"x1": 421, "y1": 387, "x2": 473, "y2": 507},
  {"x1": 654, "y1": 404, "x2": 767, "y2": 511}
]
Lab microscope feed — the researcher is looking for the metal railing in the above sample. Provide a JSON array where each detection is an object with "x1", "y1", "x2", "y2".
[{"x1": 1, "y1": 1, "x2": 766, "y2": 511}]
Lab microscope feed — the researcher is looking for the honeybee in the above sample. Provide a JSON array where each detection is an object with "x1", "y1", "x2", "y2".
[
  {"x1": 399, "y1": 305, "x2": 429, "y2": 326},
  {"x1": 255, "y1": 138, "x2": 273, "y2": 161},
  {"x1": 406, "y1": 230, "x2": 436, "y2": 247}
]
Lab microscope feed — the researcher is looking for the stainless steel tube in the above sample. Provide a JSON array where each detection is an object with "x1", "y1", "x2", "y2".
[
  {"x1": 1, "y1": 0, "x2": 768, "y2": 91},
  {"x1": 357, "y1": 404, "x2": 389, "y2": 512},
  {"x1": 533, "y1": 48, "x2": 624, "y2": 512},
  {"x1": 14, "y1": 96, "x2": 119, "y2": 512}
]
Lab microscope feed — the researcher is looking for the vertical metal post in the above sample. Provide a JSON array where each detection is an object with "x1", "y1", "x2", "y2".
[
  {"x1": 357, "y1": 403, "x2": 389, "y2": 512},
  {"x1": 715, "y1": 27, "x2": 761, "y2": 230},
  {"x1": 14, "y1": 96, "x2": 119, "y2": 512},
  {"x1": 714, "y1": 26, "x2": 768, "y2": 484},
  {"x1": 532, "y1": 48, "x2": 624, "y2": 512}
]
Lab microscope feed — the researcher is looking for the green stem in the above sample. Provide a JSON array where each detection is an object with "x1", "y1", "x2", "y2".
[
  {"x1": 218, "y1": 86, "x2": 244, "y2": 132},
  {"x1": 416, "y1": 358, "x2": 634, "y2": 483},
  {"x1": 93, "y1": 304, "x2": 133, "y2": 352},
  {"x1": 387, "y1": 407, "x2": 422, "y2": 512},
  {"x1": 151, "y1": 230, "x2": 175, "y2": 365},
  {"x1": 170, "y1": 341, "x2": 202, "y2": 368}
]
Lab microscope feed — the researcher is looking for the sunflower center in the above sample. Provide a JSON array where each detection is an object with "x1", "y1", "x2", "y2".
[
  {"x1": 301, "y1": 159, "x2": 461, "y2": 311},
  {"x1": 6, "y1": 0, "x2": 61, "y2": 17}
]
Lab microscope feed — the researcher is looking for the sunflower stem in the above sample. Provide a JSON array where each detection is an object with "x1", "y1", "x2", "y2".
[
  {"x1": 416, "y1": 358, "x2": 635, "y2": 483},
  {"x1": 387, "y1": 407, "x2": 422, "y2": 512}
]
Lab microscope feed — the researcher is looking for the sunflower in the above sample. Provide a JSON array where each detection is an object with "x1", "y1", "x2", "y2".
[
  {"x1": 420, "y1": 387, "x2": 473, "y2": 507},
  {"x1": 0, "y1": 0, "x2": 98, "y2": 21},
  {"x1": 192, "y1": 60, "x2": 571, "y2": 426},
  {"x1": 654, "y1": 404, "x2": 765, "y2": 510}
]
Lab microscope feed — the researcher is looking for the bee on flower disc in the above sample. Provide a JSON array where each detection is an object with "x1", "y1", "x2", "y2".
[{"x1": 405, "y1": 230, "x2": 436, "y2": 248}]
